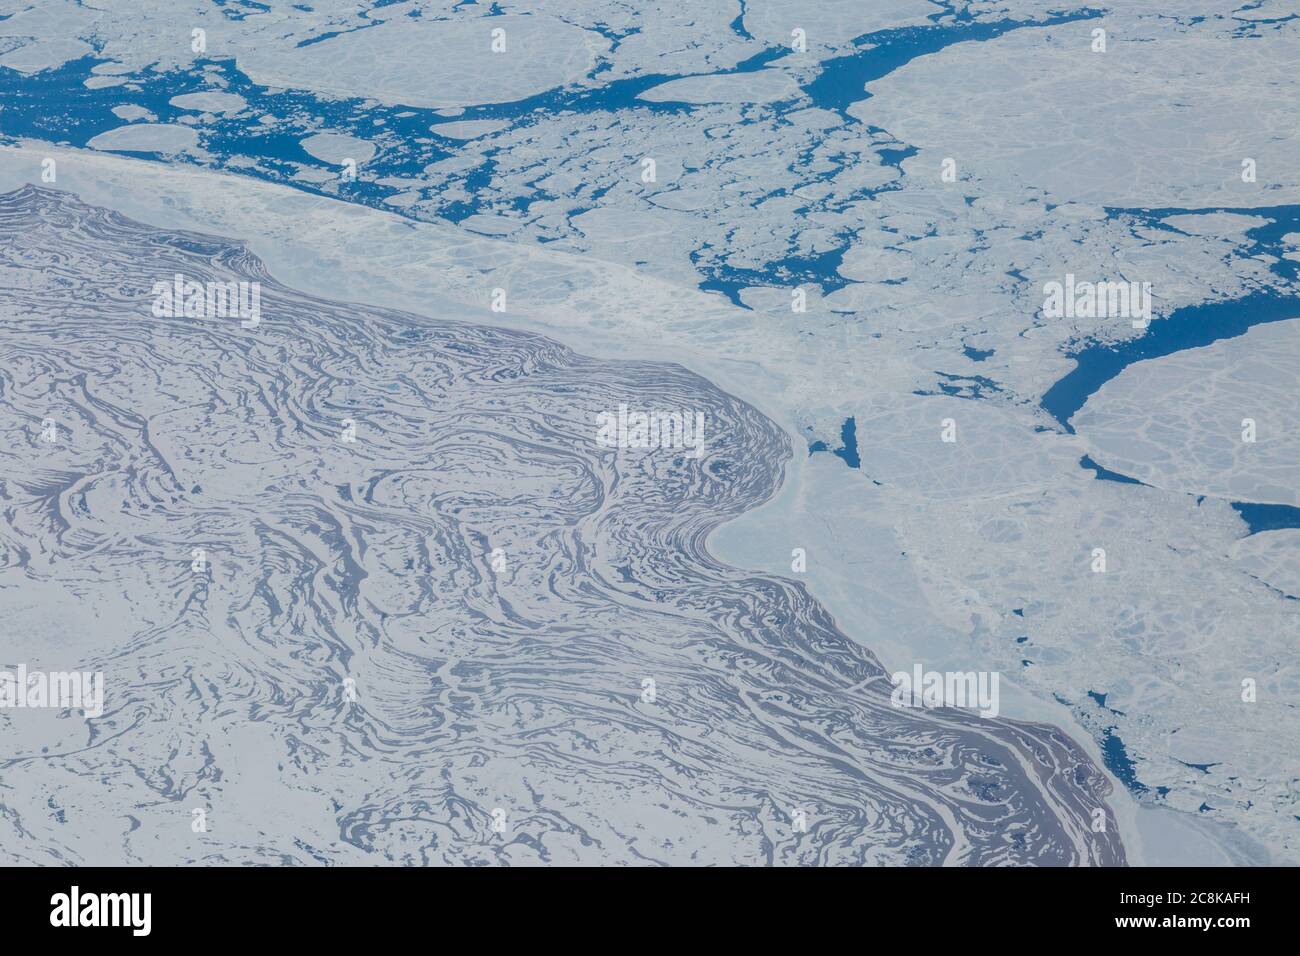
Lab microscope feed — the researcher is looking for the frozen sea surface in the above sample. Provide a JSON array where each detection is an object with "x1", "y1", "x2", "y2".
[
  {"x1": 1, "y1": 0, "x2": 1297, "y2": 865},
  {"x1": 0, "y1": 185, "x2": 1121, "y2": 865}
]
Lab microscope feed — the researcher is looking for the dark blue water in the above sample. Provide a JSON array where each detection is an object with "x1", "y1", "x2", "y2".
[
  {"x1": 1080, "y1": 455, "x2": 1146, "y2": 486},
  {"x1": 833, "y1": 416, "x2": 860, "y2": 468},
  {"x1": 0, "y1": 7, "x2": 1102, "y2": 302},
  {"x1": 697, "y1": 7, "x2": 1100, "y2": 303},
  {"x1": 1231, "y1": 502, "x2": 1300, "y2": 534},
  {"x1": 0, "y1": 50, "x2": 743, "y2": 223},
  {"x1": 808, "y1": 416, "x2": 860, "y2": 468},
  {"x1": 914, "y1": 371, "x2": 1003, "y2": 400},
  {"x1": 1042, "y1": 291, "x2": 1300, "y2": 434},
  {"x1": 1041, "y1": 205, "x2": 1300, "y2": 433},
  {"x1": 696, "y1": 244, "x2": 853, "y2": 308},
  {"x1": 729, "y1": 0, "x2": 753, "y2": 41},
  {"x1": 802, "y1": 8, "x2": 1101, "y2": 116},
  {"x1": 1038, "y1": 205, "x2": 1300, "y2": 534},
  {"x1": 1080, "y1": 458, "x2": 1299, "y2": 536},
  {"x1": 0, "y1": 55, "x2": 460, "y2": 210},
  {"x1": 1100, "y1": 730, "x2": 1147, "y2": 795},
  {"x1": 1088, "y1": 690, "x2": 1126, "y2": 716}
]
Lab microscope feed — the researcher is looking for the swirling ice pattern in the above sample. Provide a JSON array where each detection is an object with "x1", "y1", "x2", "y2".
[{"x1": 0, "y1": 185, "x2": 1123, "y2": 866}]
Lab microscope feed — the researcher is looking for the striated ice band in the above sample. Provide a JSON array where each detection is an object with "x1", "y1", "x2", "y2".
[{"x1": 0, "y1": 185, "x2": 1121, "y2": 865}]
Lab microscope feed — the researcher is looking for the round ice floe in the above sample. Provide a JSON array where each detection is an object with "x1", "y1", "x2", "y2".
[
  {"x1": 300, "y1": 132, "x2": 376, "y2": 165},
  {"x1": 169, "y1": 91, "x2": 248, "y2": 114},
  {"x1": 111, "y1": 105, "x2": 155, "y2": 122}
]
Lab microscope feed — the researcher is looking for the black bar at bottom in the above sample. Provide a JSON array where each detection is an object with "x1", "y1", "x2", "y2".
[{"x1": 2, "y1": 865, "x2": 1286, "y2": 941}]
